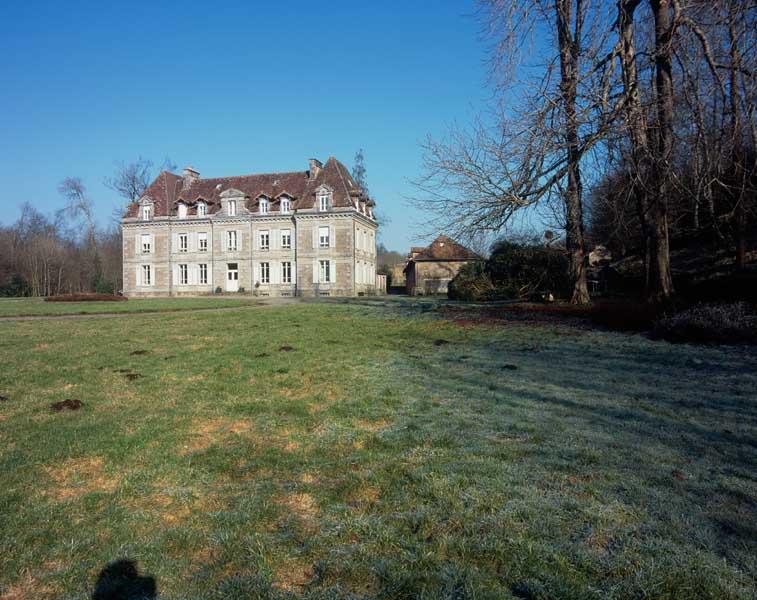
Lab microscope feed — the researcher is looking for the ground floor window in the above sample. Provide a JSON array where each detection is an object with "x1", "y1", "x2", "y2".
[
  {"x1": 319, "y1": 259, "x2": 331, "y2": 283},
  {"x1": 141, "y1": 264, "x2": 152, "y2": 286},
  {"x1": 199, "y1": 263, "x2": 208, "y2": 285},
  {"x1": 281, "y1": 261, "x2": 292, "y2": 284},
  {"x1": 179, "y1": 264, "x2": 188, "y2": 285},
  {"x1": 259, "y1": 262, "x2": 270, "y2": 284}
]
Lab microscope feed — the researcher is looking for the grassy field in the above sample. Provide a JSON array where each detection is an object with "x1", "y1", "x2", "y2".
[
  {"x1": 0, "y1": 299, "x2": 755, "y2": 599},
  {"x1": 0, "y1": 296, "x2": 259, "y2": 318}
]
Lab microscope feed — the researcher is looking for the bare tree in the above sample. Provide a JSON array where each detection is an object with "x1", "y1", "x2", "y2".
[{"x1": 104, "y1": 157, "x2": 155, "y2": 204}]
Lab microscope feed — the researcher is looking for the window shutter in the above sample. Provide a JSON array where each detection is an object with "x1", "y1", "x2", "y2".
[
  {"x1": 150, "y1": 234, "x2": 155, "y2": 253},
  {"x1": 330, "y1": 225, "x2": 336, "y2": 249},
  {"x1": 291, "y1": 261, "x2": 297, "y2": 284},
  {"x1": 136, "y1": 265, "x2": 141, "y2": 286},
  {"x1": 331, "y1": 260, "x2": 336, "y2": 284},
  {"x1": 271, "y1": 261, "x2": 278, "y2": 284},
  {"x1": 135, "y1": 234, "x2": 141, "y2": 256},
  {"x1": 237, "y1": 230, "x2": 241, "y2": 251},
  {"x1": 312, "y1": 259, "x2": 318, "y2": 283},
  {"x1": 312, "y1": 226, "x2": 318, "y2": 250}
]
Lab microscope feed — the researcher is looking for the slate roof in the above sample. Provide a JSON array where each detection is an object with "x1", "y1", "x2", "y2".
[{"x1": 124, "y1": 156, "x2": 370, "y2": 218}]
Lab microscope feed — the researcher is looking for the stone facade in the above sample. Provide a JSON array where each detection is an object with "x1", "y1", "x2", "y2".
[{"x1": 122, "y1": 157, "x2": 378, "y2": 297}]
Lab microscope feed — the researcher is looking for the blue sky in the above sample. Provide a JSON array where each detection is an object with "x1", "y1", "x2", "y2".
[{"x1": 0, "y1": 0, "x2": 490, "y2": 251}]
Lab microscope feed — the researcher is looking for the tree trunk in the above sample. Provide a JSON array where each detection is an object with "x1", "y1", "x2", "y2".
[
  {"x1": 648, "y1": 0, "x2": 676, "y2": 301},
  {"x1": 556, "y1": 0, "x2": 590, "y2": 304},
  {"x1": 727, "y1": 1, "x2": 746, "y2": 270}
]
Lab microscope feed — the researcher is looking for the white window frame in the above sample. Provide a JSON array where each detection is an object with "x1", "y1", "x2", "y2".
[
  {"x1": 141, "y1": 234, "x2": 151, "y2": 254},
  {"x1": 259, "y1": 198, "x2": 269, "y2": 215},
  {"x1": 319, "y1": 259, "x2": 332, "y2": 283},
  {"x1": 318, "y1": 226, "x2": 330, "y2": 248},
  {"x1": 141, "y1": 264, "x2": 152, "y2": 286},
  {"x1": 228, "y1": 199, "x2": 237, "y2": 216},
  {"x1": 198, "y1": 232, "x2": 208, "y2": 252},
  {"x1": 226, "y1": 230, "x2": 238, "y2": 251},
  {"x1": 197, "y1": 202, "x2": 207, "y2": 217},
  {"x1": 199, "y1": 263, "x2": 208, "y2": 285},
  {"x1": 280, "y1": 198, "x2": 291, "y2": 214},
  {"x1": 178, "y1": 233, "x2": 188, "y2": 253},
  {"x1": 280, "y1": 229, "x2": 291, "y2": 249},
  {"x1": 141, "y1": 205, "x2": 152, "y2": 221},
  {"x1": 179, "y1": 264, "x2": 188, "y2": 285},
  {"x1": 259, "y1": 261, "x2": 270, "y2": 284},
  {"x1": 259, "y1": 230, "x2": 270, "y2": 251},
  {"x1": 318, "y1": 191, "x2": 330, "y2": 212},
  {"x1": 281, "y1": 261, "x2": 292, "y2": 284}
]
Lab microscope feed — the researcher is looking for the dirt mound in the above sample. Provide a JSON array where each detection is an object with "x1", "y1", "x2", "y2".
[{"x1": 51, "y1": 399, "x2": 83, "y2": 412}]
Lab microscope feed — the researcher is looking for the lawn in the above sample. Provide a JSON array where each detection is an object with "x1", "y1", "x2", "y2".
[
  {"x1": 0, "y1": 296, "x2": 260, "y2": 318},
  {"x1": 0, "y1": 299, "x2": 755, "y2": 599}
]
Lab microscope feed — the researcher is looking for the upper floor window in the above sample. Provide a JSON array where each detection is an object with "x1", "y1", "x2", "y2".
[
  {"x1": 259, "y1": 230, "x2": 270, "y2": 250},
  {"x1": 198, "y1": 232, "x2": 208, "y2": 252},
  {"x1": 197, "y1": 202, "x2": 207, "y2": 217},
  {"x1": 318, "y1": 190, "x2": 331, "y2": 212},
  {"x1": 227, "y1": 230, "x2": 238, "y2": 251},
  {"x1": 178, "y1": 233, "x2": 188, "y2": 252},
  {"x1": 178, "y1": 203, "x2": 187, "y2": 219},
  {"x1": 259, "y1": 198, "x2": 269, "y2": 215},
  {"x1": 280, "y1": 229, "x2": 291, "y2": 249},
  {"x1": 141, "y1": 205, "x2": 152, "y2": 221},
  {"x1": 280, "y1": 198, "x2": 291, "y2": 214},
  {"x1": 228, "y1": 200, "x2": 237, "y2": 216},
  {"x1": 318, "y1": 226, "x2": 330, "y2": 248},
  {"x1": 141, "y1": 234, "x2": 151, "y2": 254}
]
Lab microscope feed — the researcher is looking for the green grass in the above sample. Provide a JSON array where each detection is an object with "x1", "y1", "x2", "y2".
[
  {"x1": 0, "y1": 299, "x2": 755, "y2": 599},
  {"x1": 0, "y1": 296, "x2": 259, "y2": 317}
]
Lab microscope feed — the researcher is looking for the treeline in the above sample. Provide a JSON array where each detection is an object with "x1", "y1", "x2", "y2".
[
  {"x1": 0, "y1": 202, "x2": 122, "y2": 297},
  {"x1": 415, "y1": 0, "x2": 756, "y2": 303}
]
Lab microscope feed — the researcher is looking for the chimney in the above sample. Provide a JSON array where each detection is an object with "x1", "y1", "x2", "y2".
[
  {"x1": 308, "y1": 158, "x2": 322, "y2": 180},
  {"x1": 182, "y1": 166, "x2": 200, "y2": 189}
]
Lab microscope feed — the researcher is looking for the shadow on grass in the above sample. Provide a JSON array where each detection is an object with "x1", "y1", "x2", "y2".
[{"x1": 92, "y1": 559, "x2": 156, "y2": 600}]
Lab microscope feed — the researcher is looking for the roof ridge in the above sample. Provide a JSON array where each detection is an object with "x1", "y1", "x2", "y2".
[{"x1": 193, "y1": 170, "x2": 307, "y2": 183}]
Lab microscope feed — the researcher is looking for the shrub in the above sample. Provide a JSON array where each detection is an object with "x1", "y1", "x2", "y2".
[
  {"x1": 45, "y1": 293, "x2": 127, "y2": 302},
  {"x1": 653, "y1": 302, "x2": 757, "y2": 344},
  {"x1": 215, "y1": 287, "x2": 223, "y2": 294},
  {"x1": 238, "y1": 287, "x2": 245, "y2": 294},
  {"x1": 590, "y1": 300, "x2": 661, "y2": 331},
  {"x1": 448, "y1": 240, "x2": 570, "y2": 301}
]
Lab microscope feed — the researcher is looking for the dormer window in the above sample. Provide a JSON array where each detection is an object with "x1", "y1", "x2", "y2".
[
  {"x1": 228, "y1": 200, "x2": 237, "y2": 216},
  {"x1": 259, "y1": 198, "x2": 269, "y2": 215},
  {"x1": 177, "y1": 203, "x2": 187, "y2": 219},
  {"x1": 318, "y1": 190, "x2": 331, "y2": 212},
  {"x1": 141, "y1": 205, "x2": 152, "y2": 221},
  {"x1": 197, "y1": 202, "x2": 207, "y2": 217},
  {"x1": 280, "y1": 198, "x2": 291, "y2": 214}
]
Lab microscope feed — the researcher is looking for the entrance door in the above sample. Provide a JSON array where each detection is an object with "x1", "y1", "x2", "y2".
[{"x1": 226, "y1": 263, "x2": 239, "y2": 292}]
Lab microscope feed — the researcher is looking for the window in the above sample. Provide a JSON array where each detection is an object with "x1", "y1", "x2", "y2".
[
  {"x1": 259, "y1": 198, "x2": 269, "y2": 214},
  {"x1": 319, "y1": 260, "x2": 332, "y2": 283},
  {"x1": 228, "y1": 200, "x2": 237, "y2": 216},
  {"x1": 197, "y1": 202, "x2": 207, "y2": 217},
  {"x1": 178, "y1": 233, "x2": 188, "y2": 252},
  {"x1": 141, "y1": 234, "x2": 151, "y2": 254},
  {"x1": 281, "y1": 261, "x2": 292, "y2": 284},
  {"x1": 226, "y1": 230, "x2": 238, "y2": 251},
  {"x1": 199, "y1": 263, "x2": 208, "y2": 285},
  {"x1": 178, "y1": 203, "x2": 187, "y2": 218},
  {"x1": 259, "y1": 262, "x2": 270, "y2": 284},
  {"x1": 318, "y1": 226, "x2": 330, "y2": 248},
  {"x1": 141, "y1": 264, "x2": 152, "y2": 286},
  {"x1": 141, "y1": 205, "x2": 151, "y2": 221},
  {"x1": 259, "y1": 230, "x2": 270, "y2": 250},
  {"x1": 318, "y1": 190, "x2": 330, "y2": 212},
  {"x1": 198, "y1": 232, "x2": 208, "y2": 252},
  {"x1": 179, "y1": 264, "x2": 188, "y2": 285},
  {"x1": 280, "y1": 229, "x2": 291, "y2": 249},
  {"x1": 280, "y1": 198, "x2": 291, "y2": 213}
]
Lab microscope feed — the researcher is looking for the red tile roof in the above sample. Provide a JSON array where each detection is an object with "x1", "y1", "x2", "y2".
[
  {"x1": 124, "y1": 156, "x2": 368, "y2": 218},
  {"x1": 409, "y1": 236, "x2": 480, "y2": 261}
]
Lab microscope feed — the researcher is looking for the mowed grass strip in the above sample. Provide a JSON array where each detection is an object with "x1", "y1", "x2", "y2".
[
  {"x1": 0, "y1": 296, "x2": 260, "y2": 318},
  {"x1": 0, "y1": 300, "x2": 755, "y2": 599}
]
